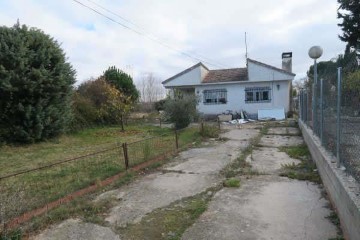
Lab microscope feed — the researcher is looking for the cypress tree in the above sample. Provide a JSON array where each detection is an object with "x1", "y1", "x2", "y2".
[
  {"x1": 103, "y1": 66, "x2": 139, "y2": 101},
  {"x1": 337, "y1": 0, "x2": 360, "y2": 53},
  {"x1": 0, "y1": 22, "x2": 75, "y2": 143}
]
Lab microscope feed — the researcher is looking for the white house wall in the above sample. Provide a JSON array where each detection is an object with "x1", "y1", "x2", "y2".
[
  {"x1": 200, "y1": 65, "x2": 209, "y2": 81},
  {"x1": 248, "y1": 61, "x2": 293, "y2": 81},
  {"x1": 195, "y1": 80, "x2": 290, "y2": 115},
  {"x1": 163, "y1": 66, "x2": 202, "y2": 88}
]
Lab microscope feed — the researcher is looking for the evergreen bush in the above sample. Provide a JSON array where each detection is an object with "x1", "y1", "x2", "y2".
[{"x1": 0, "y1": 22, "x2": 75, "y2": 143}]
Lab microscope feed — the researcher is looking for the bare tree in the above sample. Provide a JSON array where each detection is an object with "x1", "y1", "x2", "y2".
[
  {"x1": 138, "y1": 73, "x2": 165, "y2": 103},
  {"x1": 293, "y1": 77, "x2": 307, "y2": 92}
]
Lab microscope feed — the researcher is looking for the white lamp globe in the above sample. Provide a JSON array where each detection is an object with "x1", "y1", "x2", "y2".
[{"x1": 308, "y1": 46, "x2": 323, "y2": 59}]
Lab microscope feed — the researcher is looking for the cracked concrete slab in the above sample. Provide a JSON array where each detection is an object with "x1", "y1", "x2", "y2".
[
  {"x1": 267, "y1": 127, "x2": 300, "y2": 135},
  {"x1": 99, "y1": 127, "x2": 259, "y2": 227},
  {"x1": 103, "y1": 172, "x2": 219, "y2": 226},
  {"x1": 33, "y1": 219, "x2": 120, "y2": 240},
  {"x1": 249, "y1": 147, "x2": 300, "y2": 174},
  {"x1": 183, "y1": 125, "x2": 338, "y2": 240},
  {"x1": 32, "y1": 126, "x2": 259, "y2": 239},
  {"x1": 182, "y1": 176, "x2": 337, "y2": 240},
  {"x1": 222, "y1": 128, "x2": 259, "y2": 142},
  {"x1": 259, "y1": 134, "x2": 304, "y2": 147},
  {"x1": 31, "y1": 123, "x2": 339, "y2": 240}
]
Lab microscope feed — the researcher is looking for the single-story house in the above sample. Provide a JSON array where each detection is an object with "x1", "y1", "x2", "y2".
[{"x1": 162, "y1": 52, "x2": 296, "y2": 119}]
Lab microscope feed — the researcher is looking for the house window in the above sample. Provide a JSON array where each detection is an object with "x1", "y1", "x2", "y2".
[
  {"x1": 245, "y1": 87, "x2": 271, "y2": 103},
  {"x1": 203, "y1": 89, "x2": 227, "y2": 104}
]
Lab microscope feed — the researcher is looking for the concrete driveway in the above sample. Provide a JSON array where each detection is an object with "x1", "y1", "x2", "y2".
[
  {"x1": 33, "y1": 123, "x2": 338, "y2": 240},
  {"x1": 182, "y1": 125, "x2": 338, "y2": 240}
]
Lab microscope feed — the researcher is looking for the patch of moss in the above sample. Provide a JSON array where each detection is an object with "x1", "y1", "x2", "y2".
[
  {"x1": 118, "y1": 188, "x2": 218, "y2": 240},
  {"x1": 222, "y1": 125, "x2": 266, "y2": 178},
  {"x1": 279, "y1": 145, "x2": 310, "y2": 159},
  {"x1": 223, "y1": 178, "x2": 240, "y2": 188},
  {"x1": 279, "y1": 145, "x2": 321, "y2": 184}
]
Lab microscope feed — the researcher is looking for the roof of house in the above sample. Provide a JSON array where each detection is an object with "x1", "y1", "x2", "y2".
[
  {"x1": 202, "y1": 68, "x2": 248, "y2": 83},
  {"x1": 162, "y1": 62, "x2": 209, "y2": 84},
  {"x1": 247, "y1": 58, "x2": 296, "y2": 76},
  {"x1": 162, "y1": 58, "x2": 295, "y2": 85}
]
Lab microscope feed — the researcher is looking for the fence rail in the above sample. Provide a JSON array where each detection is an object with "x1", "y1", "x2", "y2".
[
  {"x1": 0, "y1": 122, "x2": 219, "y2": 233},
  {"x1": 299, "y1": 66, "x2": 360, "y2": 184}
]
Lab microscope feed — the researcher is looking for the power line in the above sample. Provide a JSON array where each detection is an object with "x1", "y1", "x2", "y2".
[
  {"x1": 71, "y1": 0, "x2": 230, "y2": 69},
  {"x1": 84, "y1": 0, "x2": 150, "y2": 34},
  {"x1": 83, "y1": 0, "x2": 230, "y2": 68},
  {"x1": 85, "y1": 0, "x2": 230, "y2": 68}
]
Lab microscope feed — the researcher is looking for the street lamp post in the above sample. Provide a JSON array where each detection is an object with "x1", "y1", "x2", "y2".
[{"x1": 308, "y1": 46, "x2": 323, "y2": 139}]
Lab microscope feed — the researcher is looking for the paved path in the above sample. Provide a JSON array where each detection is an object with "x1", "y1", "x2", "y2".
[
  {"x1": 182, "y1": 126, "x2": 338, "y2": 240},
  {"x1": 34, "y1": 126, "x2": 259, "y2": 239},
  {"x1": 34, "y1": 124, "x2": 338, "y2": 240}
]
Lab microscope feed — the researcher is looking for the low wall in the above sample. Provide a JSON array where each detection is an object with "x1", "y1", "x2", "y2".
[{"x1": 299, "y1": 120, "x2": 360, "y2": 240}]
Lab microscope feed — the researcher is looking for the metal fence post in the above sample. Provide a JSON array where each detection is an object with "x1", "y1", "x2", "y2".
[
  {"x1": 201, "y1": 121, "x2": 204, "y2": 133},
  {"x1": 300, "y1": 90, "x2": 303, "y2": 120},
  {"x1": 217, "y1": 118, "x2": 221, "y2": 130},
  {"x1": 304, "y1": 92, "x2": 309, "y2": 125},
  {"x1": 320, "y1": 78, "x2": 324, "y2": 145},
  {"x1": 159, "y1": 118, "x2": 162, "y2": 128},
  {"x1": 175, "y1": 130, "x2": 179, "y2": 150},
  {"x1": 122, "y1": 142, "x2": 129, "y2": 170},
  {"x1": 303, "y1": 91, "x2": 306, "y2": 122},
  {"x1": 312, "y1": 83, "x2": 316, "y2": 131},
  {"x1": 303, "y1": 91, "x2": 306, "y2": 121},
  {"x1": 314, "y1": 59, "x2": 318, "y2": 135},
  {"x1": 301, "y1": 90, "x2": 306, "y2": 123},
  {"x1": 336, "y1": 67, "x2": 342, "y2": 168}
]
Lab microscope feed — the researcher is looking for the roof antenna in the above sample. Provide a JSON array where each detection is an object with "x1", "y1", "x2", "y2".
[{"x1": 245, "y1": 32, "x2": 248, "y2": 60}]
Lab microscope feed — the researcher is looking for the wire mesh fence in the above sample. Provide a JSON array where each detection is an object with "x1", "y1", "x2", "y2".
[
  {"x1": 126, "y1": 117, "x2": 163, "y2": 127},
  {"x1": 0, "y1": 122, "x2": 220, "y2": 233},
  {"x1": 0, "y1": 143, "x2": 124, "y2": 231},
  {"x1": 299, "y1": 57, "x2": 360, "y2": 183},
  {"x1": 125, "y1": 133, "x2": 175, "y2": 168}
]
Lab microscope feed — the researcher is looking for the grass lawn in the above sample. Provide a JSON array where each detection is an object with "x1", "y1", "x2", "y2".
[
  {"x1": 0, "y1": 123, "x2": 203, "y2": 225},
  {"x1": 0, "y1": 124, "x2": 171, "y2": 176}
]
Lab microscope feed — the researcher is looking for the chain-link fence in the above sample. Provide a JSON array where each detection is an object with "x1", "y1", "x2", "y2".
[
  {"x1": 299, "y1": 57, "x2": 360, "y2": 183},
  {"x1": 0, "y1": 122, "x2": 219, "y2": 234}
]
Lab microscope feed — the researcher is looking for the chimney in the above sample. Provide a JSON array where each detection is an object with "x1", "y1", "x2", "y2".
[{"x1": 282, "y1": 52, "x2": 292, "y2": 73}]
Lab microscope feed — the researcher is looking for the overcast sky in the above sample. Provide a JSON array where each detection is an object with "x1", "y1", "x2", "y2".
[{"x1": 0, "y1": 0, "x2": 346, "y2": 85}]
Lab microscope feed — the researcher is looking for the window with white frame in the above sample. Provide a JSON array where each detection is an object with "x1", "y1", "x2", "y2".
[
  {"x1": 203, "y1": 89, "x2": 227, "y2": 104},
  {"x1": 245, "y1": 87, "x2": 271, "y2": 103}
]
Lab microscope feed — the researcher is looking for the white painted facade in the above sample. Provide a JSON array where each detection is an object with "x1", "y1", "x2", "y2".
[
  {"x1": 248, "y1": 62, "x2": 292, "y2": 81},
  {"x1": 163, "y1": 58, "x2": 295, "y2": 117},
  {"x1": 194, "y1": 80, "x2": 291, "y2": 115},
  {"x1": 163, "y1": 65, "x2": 202, "y2": 87}
]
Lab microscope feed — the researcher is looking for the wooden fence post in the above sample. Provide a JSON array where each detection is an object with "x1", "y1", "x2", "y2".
[
  {"x1": 122, "y1": 142, "x2": 129, "y2": 170},
  {"x1": 201, "y1": 120, "x2": 204, "y2": 133},
  {"x1": 217, "y1": 118, "x2": 221, "y2": 130},
  {"x1": 175, "y1": 130, "x2": 179, "y2": 150},
  {"x1": 159, "y1": 118, "x2": 162, "y2": 128}
]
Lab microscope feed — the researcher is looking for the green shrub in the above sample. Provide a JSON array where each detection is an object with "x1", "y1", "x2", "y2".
[
  {"x1": 154, "y1": 99, "x2": 166, "y2": 111},
  {"x1": 69, "y1": 92, "x2": 99, "y2": 131},
  {"x1": 71, "y1": 74, "x2": 138, "y2": 132},
  {"x1": 0, "y1": 22, "x2": 75, "y2": 143},
  {"x1": 164, "y1": 95, "x2": 198, "y2": 129}
]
